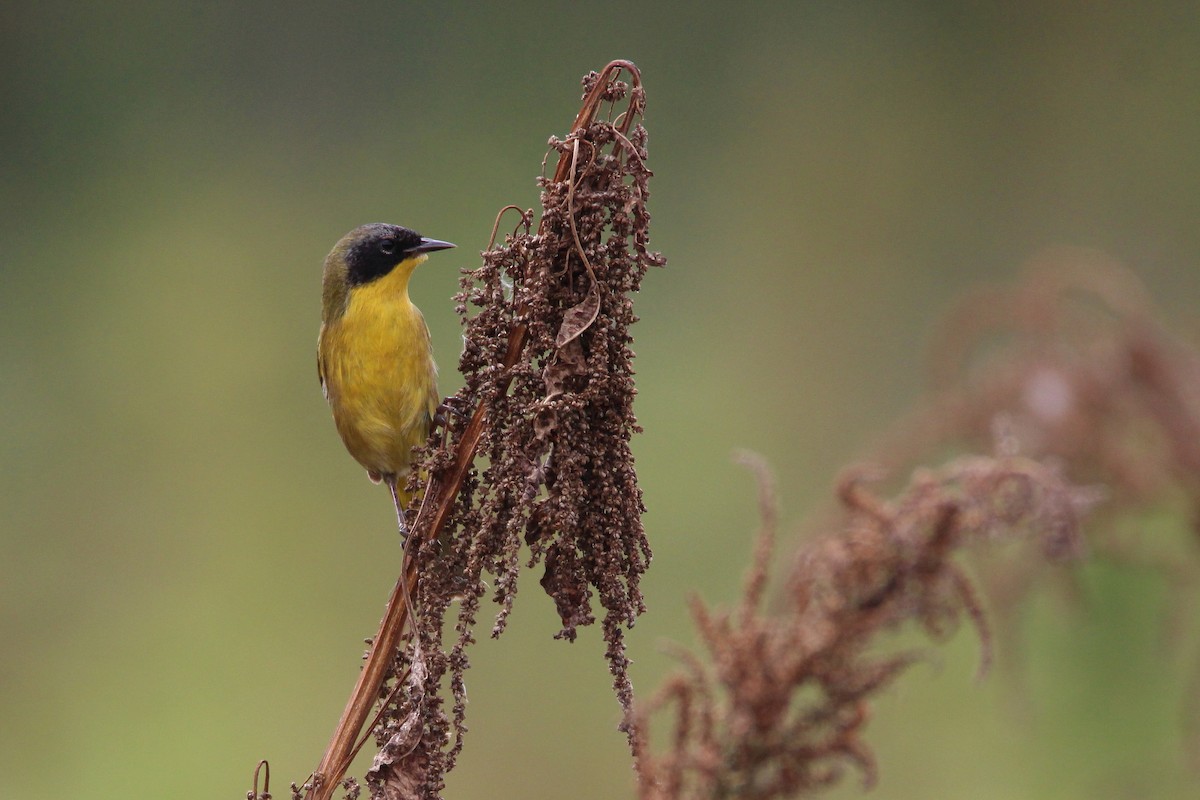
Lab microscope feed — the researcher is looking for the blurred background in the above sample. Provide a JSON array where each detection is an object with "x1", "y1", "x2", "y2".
[{"x1": 3, "y1": 3, "x2": 1200, "y2": 798}]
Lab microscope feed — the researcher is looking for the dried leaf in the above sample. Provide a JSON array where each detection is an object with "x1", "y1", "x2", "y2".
[
  {"x1": 554, "y1": 283, "x2": 600, "y2": 348},
  {"x1": 543, "y1": 338, "x2": 586, "y2": 400}
]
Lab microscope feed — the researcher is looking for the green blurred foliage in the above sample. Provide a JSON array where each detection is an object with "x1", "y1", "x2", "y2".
[{"x1": 3, "y1": 3, "x2": 1199, "y2": 798}]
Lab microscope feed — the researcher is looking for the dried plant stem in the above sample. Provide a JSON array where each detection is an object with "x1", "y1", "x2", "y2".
[
  {"x1": 300, "y1": 59, "x2": 644, "y2": 800},
  {"x1": 302, "y1": 563, "x2": 418, "y2": 800}
]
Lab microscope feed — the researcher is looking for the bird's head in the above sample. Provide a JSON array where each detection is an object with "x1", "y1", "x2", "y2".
[{"x1": 321, "y1": 223, "x2": 455, "y2": 319}]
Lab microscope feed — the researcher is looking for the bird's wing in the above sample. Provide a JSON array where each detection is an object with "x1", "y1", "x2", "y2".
[{"x1": 317, "y1": 350, "x2": 329, "y2": 401}]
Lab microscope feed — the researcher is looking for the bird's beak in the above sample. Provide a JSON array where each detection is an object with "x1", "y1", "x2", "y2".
[{"x1": 413, "y1": 237, "x2": 456, "y2": 254}]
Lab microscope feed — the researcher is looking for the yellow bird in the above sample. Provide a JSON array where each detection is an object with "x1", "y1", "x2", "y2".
[{"x1": 317, "y1": 223, "x2": 455, "y2": 536}]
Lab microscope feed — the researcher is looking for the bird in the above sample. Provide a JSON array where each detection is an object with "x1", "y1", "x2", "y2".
[{"x1": 317, "y1": 223, "x2": 455, "y2": 538}]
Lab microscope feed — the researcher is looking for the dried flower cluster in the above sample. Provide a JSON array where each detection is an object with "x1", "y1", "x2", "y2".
[
  {"x1": 636, "y1": 253, "x2": 1200, "y2": 798},
  {"x1": 439, "y1": 75, "x2": 662, "y2": 647},
  {"x1": 892, "y1": 248, "x2": 1200, "y2": 513},
  {"x1": 635, "y1": 450, "x2": 1097, "y2": 798},
  {"x1": 357, "y1": 63, "x2": 663, "y2": 799},
  {"x1": 887, "y1": 250, "x2": 1200, "y2": 624}
]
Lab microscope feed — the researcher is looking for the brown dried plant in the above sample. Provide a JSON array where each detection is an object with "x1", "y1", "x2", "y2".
[
  {"x1": 879, "y1": 250, "x2": 1200, "y2": 647},
  {"x1": 635, "y1": 252, "x2": 1200, "y2": 799},
  {"x1": 889, "y1": 248, "x2": 1200, "y2": 517},
  {"x1": 287, "y1": 61, "x2": 663, "y2": 800},
  {"x1": 635, "y1": 449, "x2": 1098, "y2": 799},
  {"x1": 374, "y1": 63, "x2": 662, "y2": 797}
]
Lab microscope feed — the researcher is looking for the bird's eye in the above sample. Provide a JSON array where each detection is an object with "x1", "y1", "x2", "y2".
[{"x1": 379, "y1": 239, "x2": 397, "y2": 255}]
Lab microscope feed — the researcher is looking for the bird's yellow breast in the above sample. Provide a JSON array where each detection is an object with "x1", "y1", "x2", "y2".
[{"x1": 318, "y1": 264, "x2": 438, "y2": 487}]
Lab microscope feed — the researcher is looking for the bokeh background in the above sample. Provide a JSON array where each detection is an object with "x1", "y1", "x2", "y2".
[{"x1": 4, "y1": 3, "x2": 1200, "y2": 798}]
